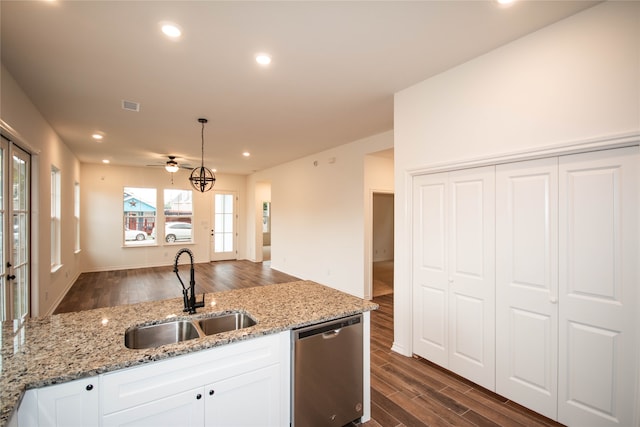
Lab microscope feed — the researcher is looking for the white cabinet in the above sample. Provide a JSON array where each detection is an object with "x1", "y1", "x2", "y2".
[
  {"x1": 204, "y1": 364, "x2": 282, "y2": 426},
  {"x1": 15, "y1": 389, "x2": 37, "y2": 427},
  {"x1": 27, "y1": 377, "x2": 99, "y2": 427},
  {"x1": 102, "y1": 331, "x2": 289, "y2": 427},
  {"x1": 102, "y1": 387, "x2": 205, "y2": 427},
  {"x1": 412, "y1": 166, "x2": 496, "y2": 390}
]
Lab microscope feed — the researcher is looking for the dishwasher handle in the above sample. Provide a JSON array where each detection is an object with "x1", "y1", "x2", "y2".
[
  {"x1": 322, "y1": 329, "x2": 341, "y2": 339},
  {"x1": 294, "y1": 315, "x2": 361, "y2": 340}
]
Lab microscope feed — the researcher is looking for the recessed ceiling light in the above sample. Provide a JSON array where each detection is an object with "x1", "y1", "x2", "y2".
[
  {"x1": 255, "y1": 54, "x2": 271, "y2": 65},
  {"x1": 161, "y1": 23, "x2": 182, "y2": 39},
  {"x1": 102, "y1": 159, "x2": 110, "y2": 164},
  {"x1": 242, "y1": 151, "x2": 251, "y2": 157},
  {"x1": 92, "y1": 133, "x2": 104, "y2": 141},
  {"x1": 495, "y1": 0, "x2": 515, "y2": 5}
]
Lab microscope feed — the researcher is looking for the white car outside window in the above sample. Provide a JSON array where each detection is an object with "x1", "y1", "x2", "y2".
[
  {"x1": 125, "y1": 228, "x2": 146, "y2": 241},
  {"x1": 165, "y1": 222, "x2": 192, "y2": 243}
]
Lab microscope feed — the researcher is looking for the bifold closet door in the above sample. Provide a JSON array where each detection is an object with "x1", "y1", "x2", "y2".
[
  {"x1": 413, "y1": 172, "x2": 449, "y2": 367},
  {"x1": 558, "y1": 146, "x2": 638, "y2": 427},
  {"x1": 496, "y1": 158, "x2": 559, "y2": 420},
  {"x1": 413, "y1": 166, "x2": 495, "y2": 390}
]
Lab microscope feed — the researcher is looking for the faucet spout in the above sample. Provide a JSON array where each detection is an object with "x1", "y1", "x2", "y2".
[{"x1": 173, "y1": 248, "x2": 205, "y2": 314}]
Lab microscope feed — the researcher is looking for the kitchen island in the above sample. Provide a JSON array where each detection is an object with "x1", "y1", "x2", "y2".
[{"x1": 0, "y1": 280, "x2": 378, "y2": 426}]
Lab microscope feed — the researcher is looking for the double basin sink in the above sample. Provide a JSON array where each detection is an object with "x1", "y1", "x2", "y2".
[{"x1": 125, "y1": 312, "x2": 256, "y2": 349}]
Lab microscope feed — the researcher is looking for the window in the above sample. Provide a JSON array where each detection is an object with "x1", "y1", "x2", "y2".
[
  {"x1": 74, "y1": 182, "x2": 80, "y2": 253},
  {"x1": 123, "y1": 187, "x2": 156, "y2": 246},
  {"x1": 50, "y1": 166, "x2": 61, "y2": 270},
  {"x1": 163, "y1": 189, "x2": 193, "y2": 243}
]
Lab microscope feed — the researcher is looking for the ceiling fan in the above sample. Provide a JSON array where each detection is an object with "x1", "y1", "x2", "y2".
[{"x1": 147, "y1": 156, "x2": 193, "y2": 173}]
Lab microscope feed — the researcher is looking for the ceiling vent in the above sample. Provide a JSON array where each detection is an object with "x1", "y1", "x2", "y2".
[{"x1": 121, "y1": 100, "x2": 140, "y2": 112}]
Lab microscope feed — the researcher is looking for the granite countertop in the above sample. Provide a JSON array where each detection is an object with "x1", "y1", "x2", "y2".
[{"x1": 0, "y1": 280, "x2": 378, "y2": 426}]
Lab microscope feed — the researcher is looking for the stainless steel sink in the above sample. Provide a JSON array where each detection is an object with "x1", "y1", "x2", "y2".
[
  {"x1": 198, "y1": 312, "x2": 256, "y2": 336},
  {"x1": 124, "y1": 312, "x2": 256, "y2": 349},
  {"x1": 125, "y1": 320, "x2": 200, "y2": 349}
]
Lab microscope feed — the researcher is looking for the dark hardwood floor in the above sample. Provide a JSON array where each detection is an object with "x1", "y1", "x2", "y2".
[
  {"x1": 55, "y1": 261, "x2": 563, "y2": 427},
  {"x1": 54, "y1": 260, "x2": 300, "y2": 313}
]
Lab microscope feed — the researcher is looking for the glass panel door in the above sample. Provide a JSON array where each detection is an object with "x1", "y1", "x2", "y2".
[
  {"x1": 0, "y1": 137, "x2": 6, "y2": 320},
  {"x1": 1, "y1": 135, "x2": 30, "y2": 320},
  {"x1": 210, "y1": 191, "x2": 237, "y2": 261},
  {"x1": 12, "y1": 145, "x2": 30, "y2": 319}
]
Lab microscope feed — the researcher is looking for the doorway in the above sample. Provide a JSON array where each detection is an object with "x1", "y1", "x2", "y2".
[
  {"x1": 372, "y1": 192, "x2": 394, "y2": 297},
  {"x1": 262, "y1": 201, "x2": 271, "y2": 262}
]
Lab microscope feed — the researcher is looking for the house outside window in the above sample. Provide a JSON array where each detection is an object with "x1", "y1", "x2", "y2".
[{"x1": 123, "y1": 187, "x2": 156, "y2": 246}]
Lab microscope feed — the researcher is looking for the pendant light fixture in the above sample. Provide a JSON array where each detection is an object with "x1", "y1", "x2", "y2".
[{"x1": 189, "y1": 118, "x2": 216, "y2": 192}]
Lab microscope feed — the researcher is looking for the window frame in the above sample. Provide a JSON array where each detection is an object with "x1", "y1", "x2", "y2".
[
  {"x1": 163, "y1": 188, "x2": 193, "y2": 244},
  {"x1": 74, "y1": 181, "x2": 80, "y2": 253},
  {"x1": 50, "y1": 166, "x2": 61, "y2": 271}
]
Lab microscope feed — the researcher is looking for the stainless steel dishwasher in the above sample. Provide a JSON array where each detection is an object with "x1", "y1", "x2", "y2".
[{"x1": 292, "y1": 314, "x2": 363, "y2": 426}]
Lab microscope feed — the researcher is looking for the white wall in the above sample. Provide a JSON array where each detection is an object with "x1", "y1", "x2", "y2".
[
  {"x1": 393, "y1": 2, "x2": 640, "y2": 355},
  {"x1": 247, "y1": 131, "x2": 393, "y2": 298},
  {"x1": 80, "y1": 163, "x2": 247, "y2": 272},
  {"x1": 1, "y1": 64, "x2": 82, "y2": 316}
]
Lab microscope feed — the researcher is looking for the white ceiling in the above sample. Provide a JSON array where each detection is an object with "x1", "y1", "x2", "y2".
[{"x1": 1, "y1": 1, "x2": 597, "y2": 175}]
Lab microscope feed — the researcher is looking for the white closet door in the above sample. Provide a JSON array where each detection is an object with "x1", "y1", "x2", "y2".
[
  {"x1": 496, "y1": 158, "x2": 558, "y2": 419},
  {"x1": 558, "y1": 146, "x2": 638, "y2": 427},
  {"x1": 447, "y1": 166, "x2": 495, "y2": 389},
  {"x1": 412, "y1": 172, "x2": 449, "y2": 366}
]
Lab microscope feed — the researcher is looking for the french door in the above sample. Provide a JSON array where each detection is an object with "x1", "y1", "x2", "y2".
[
  {"x1": 1, "y1": 135, "x2": 31, "y2": 320},
  {"x1": 210, "y1": 191, "x2": 237, "y2": 261}
]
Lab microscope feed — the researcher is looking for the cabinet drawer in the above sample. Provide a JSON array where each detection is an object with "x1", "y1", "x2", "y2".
[{"x1": 102, "y1": 333, "x2": 283, "y2": 414}]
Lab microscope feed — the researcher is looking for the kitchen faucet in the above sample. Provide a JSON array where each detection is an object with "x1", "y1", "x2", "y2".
[{"x1": 173, "y1": 248, "x2": 205, "y2": 314}]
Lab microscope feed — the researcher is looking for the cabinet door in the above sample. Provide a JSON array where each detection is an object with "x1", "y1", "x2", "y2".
[
  {"x1": 37, "y1": 377, "x2": 99, "y2": 427},
  {"x1": 102, "y1": 387, "x2": 204, "y2": 427},
  {"x1": 496, "y1": 158, "x2": 558, "y2": 419},
  {"x1": 412, "y1": 172, "x2": 449, "y2": 366},
  {"x1": 204, "y1": 364, "x2": 282, "y2": 427},
  {"x1": 558, "y1": 146, "x2": 638, "y2": 427},
  {"x1": 447, "y1": 166, "x2": 495, "y2": 389}
]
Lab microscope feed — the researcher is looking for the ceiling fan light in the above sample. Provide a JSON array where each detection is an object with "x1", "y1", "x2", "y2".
[{"x1": 165, "y1": 161, "x2": 179, "y2": 173}]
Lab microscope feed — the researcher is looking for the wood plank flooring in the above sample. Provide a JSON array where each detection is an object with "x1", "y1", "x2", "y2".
[
  {"x1": 54, "y1": 260, "x2": 300, "y2": 313},
  {"x1": 54, "y1": 261, "x2": 564, "y2": 426},
  {"x1": 368, "y1": 294, "x2": 564, "y2": 427}
]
